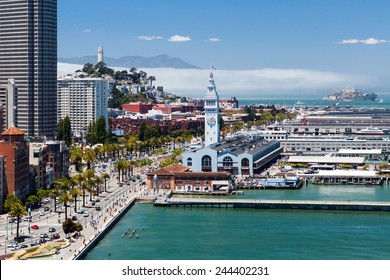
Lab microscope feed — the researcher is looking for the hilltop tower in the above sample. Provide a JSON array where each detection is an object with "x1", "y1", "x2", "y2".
[
  {"x1": 98, "y1": 47, "x2": 104, "y2": 63},
  {"x1": 204, "y1": 72, "x2": 220, "y2": 147}
]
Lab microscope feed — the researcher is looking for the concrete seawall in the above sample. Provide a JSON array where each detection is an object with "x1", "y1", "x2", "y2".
[
  {"x1": 74, "y1": 197, "x2": 136, "y2": 260},
  {"x1": 154, "y1": 198, "x2": 390, "y2": 212}
]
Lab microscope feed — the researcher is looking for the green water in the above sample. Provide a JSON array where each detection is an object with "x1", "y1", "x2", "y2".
[{"x1": 84, "y1": 184, "x2": 390, "y2": 260}]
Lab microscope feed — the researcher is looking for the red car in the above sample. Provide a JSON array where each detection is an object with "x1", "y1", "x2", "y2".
[{"x1": 31, "y1": 224, "x2": 39, "y2": 230}]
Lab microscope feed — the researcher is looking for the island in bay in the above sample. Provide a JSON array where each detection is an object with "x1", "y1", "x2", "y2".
[{"x1": 323, "y1": 88, "x2": 378, "y2": 102}]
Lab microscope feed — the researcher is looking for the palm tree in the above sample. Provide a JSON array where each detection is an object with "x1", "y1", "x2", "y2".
[
  {"x1": 70, "y1": 147, "x2": 83, "y2": 172},
  {"x1": 70, "y1": 175, "x2": 83, "y2": 213},
  {"x1": 84, "y1": 169, "x2": 96, "y2": 202},
  {"x1": 76, "y1": 173, "x2": 90, "y2": 208},
  {"x1": 147, "y1": 75, "x2": 156, "y2": 87},
  {"x1": 101, "y1": 172, "x2": 110, "y2": 192},
  {"x1": 4, "y1": 195, "x2": 27, "y2": 237},
  {"x1": 83, "y1": 148, "x2": 96, "y2": 170},
  {"x1": 94, "y1": 175, "x2": 104, "y2": 197},
  {"x1": 49, "y1": 187, "x2": 61, "y2": 213},
  {"x1": 58, "y1": 191, "x2": 74, "y2": 220},
  {"x1": 114, "y1": 160, "x2": 127, "y2": 183},
  {"x1": 36, "y1": 189, "x2": 49, "y2": 206}
]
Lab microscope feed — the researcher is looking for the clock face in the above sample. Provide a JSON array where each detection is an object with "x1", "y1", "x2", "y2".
[{"x1": 207, "y1": 116, "x2": 216, "y2": 125}]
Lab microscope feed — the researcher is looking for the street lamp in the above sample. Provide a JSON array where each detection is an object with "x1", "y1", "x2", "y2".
[
  {"x1": 58, "y1": 212, "x2": 61, "y2": 224},
  {"x1": 28, "y1": 202, "x2": 31, "y2": 234}
]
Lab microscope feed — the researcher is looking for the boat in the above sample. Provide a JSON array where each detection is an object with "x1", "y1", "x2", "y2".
[{"x1": 356, "y1": 126, "x2": 384, "y2": 135}]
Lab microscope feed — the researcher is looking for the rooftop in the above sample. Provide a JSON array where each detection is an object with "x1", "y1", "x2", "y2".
[
  {"x1": 209, "y1": 135, "x2": 276, "y2": 155},
  {"x1": 1, "y1": 126, "x2": 25, "y2": 136},
  {"x1": 288, "y1": 156, "x2": 365, "y2": 164}
]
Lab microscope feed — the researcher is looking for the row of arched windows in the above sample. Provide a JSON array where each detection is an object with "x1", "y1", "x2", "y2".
[{"x1": 187, "y1": 156, "x2": 250, "y2": 171}]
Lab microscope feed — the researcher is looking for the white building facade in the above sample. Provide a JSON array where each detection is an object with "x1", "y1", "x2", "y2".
[{"x1": 57, "y1": 77, "x2": 108, "y2": 137}]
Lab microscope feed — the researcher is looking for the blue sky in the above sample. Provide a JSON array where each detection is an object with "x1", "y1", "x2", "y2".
[{"x1": 58, "y1": 0, "x2": 390, "y2": 96}]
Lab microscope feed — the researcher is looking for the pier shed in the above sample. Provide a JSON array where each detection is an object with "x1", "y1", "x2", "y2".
[{"x1": 312, "y1": 170, "x2": 382, "y2": 185}]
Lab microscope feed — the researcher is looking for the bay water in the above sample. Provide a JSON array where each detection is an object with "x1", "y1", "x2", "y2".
[{"x1": 84, "y1": 184, "x2": 390, "y2": 260}]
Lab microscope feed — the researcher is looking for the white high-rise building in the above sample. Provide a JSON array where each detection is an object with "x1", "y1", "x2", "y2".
[
  {"x1": 204, "y1": 72, "x2": 220, "y2": 146},
  {"x1": 57, "y1": 77, "x2": 108, "y2": 137},
  {"x1": 98, "y1": 47, "x2": 103, "y2": 63}
]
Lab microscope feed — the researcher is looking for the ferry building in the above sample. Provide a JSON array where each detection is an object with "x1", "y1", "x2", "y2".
[{"x1": 182, "y1": 72, "x2": 282, "y2": 176}]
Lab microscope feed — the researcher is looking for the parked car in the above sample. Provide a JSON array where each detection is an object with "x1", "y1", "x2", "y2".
[
  {"x1": 83, "y1": 212, "x2": 89, "y2": 217},
  {"x1": 30, "y1": 241, "x2": 39, "y2": 247},
  {"x1": 71, "y1": 215, "x2": 78, "y2": 221},
  {"x1": 38, "y1": 212, "x2": 46, "y2": 216},
  {"x1": 31, "y1": 224, "x2": 39, "y2": 230},
  {"x1": 44, "y1": 206, "x2": 50, "y2": 211},
  {"x1": 23, "y1": 216, "x2": 32, "y2": 222},
  {"x1": 9, "y1": 217, "x2": 21, "y2": 223},
  {"x1": 48, "y1": 227, "x2": 56, "y2": 233},
  {"x1": 39, "y1": 238, "x2": 47, "y2": 244},
  {"x1": 40, "y1": 233, "x2": 49, "y2": 238},
  {"x1": 20, "y1": 244, "x2": 28, "y2": 249},
  {"x1": 52, "y1": 233, "x2": 60, "y2": 239},
  {"x1": 95, "y1": 206, "x2": 101, "y2": 211},
  {"x1": 10, "y1": 245, "x2": 21, "y2": 251}
]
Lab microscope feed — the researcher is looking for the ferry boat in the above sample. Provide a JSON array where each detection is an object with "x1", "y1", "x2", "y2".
[{"x1": 356, "y1": 126, "x2": 385, "y2": 135}]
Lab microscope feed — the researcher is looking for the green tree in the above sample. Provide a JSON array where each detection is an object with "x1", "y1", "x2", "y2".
[
  {"x1": 4, "y1": 195, "x2": 27, "y2": 237},
  {"x1": 138, "y1": 121, "x2": 147, "y2": 141},
  {"x1": 95, "y1": 116, "x2": 107, "y2": 144},
  {"x1": 101, "y1": 172, "x2": 110, "y2": 192},
  {"x1": 70, "y1": 147, "x2": 83, "y2": 172},
  {"x1": 82, "y1": 63, "x2": 94, "y2": 75},
  {"x1": 62, "y1": 218, "x2": 77, "y2": 237},
  {"x1": 83, "y1": 149, "x2": 96, "y2": 170},
  {"x1": 57, "y1": 116, "x2": 72, "y2": 146},
  {"x1": 86, "y1": 120, "x2": 97, "y2": 145}
]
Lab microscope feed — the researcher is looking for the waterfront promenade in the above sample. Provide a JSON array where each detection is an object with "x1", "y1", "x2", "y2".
[
  {"x1": 0, "y1": 169, "x2": 153, "y2": 260},
  {"x1": 155, "y1": 197, "x2": 390, "y2": 211}
]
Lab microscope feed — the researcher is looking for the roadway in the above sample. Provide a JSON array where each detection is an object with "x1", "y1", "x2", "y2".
[{"x1": 0, "y1": 161, "x2": 150, "y2": 260}]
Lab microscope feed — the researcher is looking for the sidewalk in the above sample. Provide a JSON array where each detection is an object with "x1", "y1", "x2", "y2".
[{"x1": 0, "y1": 171, "x2": 151, "y2": 260}]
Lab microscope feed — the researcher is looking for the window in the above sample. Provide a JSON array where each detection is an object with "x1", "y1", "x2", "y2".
[
  {"x1": 241, "y1": 158, "x2": 249, "y2": 167},
  {"x1": 223, "y1": 156, "x2": 233, "y2": 167},
  {"x1": 202, "y1": 155, "x2": 212, "y2": 172},
  {"x1": 187, "y1": 157, "x2": 192, "y2": 167}
]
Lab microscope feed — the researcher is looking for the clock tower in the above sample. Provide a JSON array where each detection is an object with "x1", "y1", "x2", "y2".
[{"x1": 204, "y1": 72, "x2": 220, "y2": 147}]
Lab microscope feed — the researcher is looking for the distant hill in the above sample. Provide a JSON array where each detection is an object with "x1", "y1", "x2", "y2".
[{"x1": 58, "y1": 54, "x2": 199, "y2": 69}]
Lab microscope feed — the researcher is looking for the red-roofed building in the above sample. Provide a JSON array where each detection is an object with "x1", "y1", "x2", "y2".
[
  {"x1": 0, "y1": 126, "x2": 30, "y2": 205},
  {"x1": 122, "y1": 102, "x2": 153, "y2": 114},
  {"x1": 146, "y1": 164, "x2": 232, "y2": 193}
]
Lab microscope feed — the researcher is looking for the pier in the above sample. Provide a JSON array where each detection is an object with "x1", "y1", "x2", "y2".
[{"x1": 154, "y1": 197, "x2": 390, "y2": 211}]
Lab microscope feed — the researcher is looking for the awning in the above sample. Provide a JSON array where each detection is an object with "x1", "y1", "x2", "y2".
[{"x1": 212, "y1": 180, "x2": 230, "y2": 186}]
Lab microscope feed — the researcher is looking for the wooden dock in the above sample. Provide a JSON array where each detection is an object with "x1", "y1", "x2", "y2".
[{"x1": 154, "y1": 197, "x2": 390, "y2": 211}]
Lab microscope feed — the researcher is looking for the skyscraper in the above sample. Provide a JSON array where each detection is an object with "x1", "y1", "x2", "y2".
[{"x1": 0, "y1": 0, "x2": 57, "y2": 138}]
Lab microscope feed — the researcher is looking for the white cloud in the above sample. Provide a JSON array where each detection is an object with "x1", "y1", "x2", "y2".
[
  {"x1": 82, "y1": 29, "x2": 92, "y2": 33},
  {"x1": 337, "y1": 37, "x2": 388, "y2": 45},
  {"x1": 138, "y1": 35, "x2": 164, "y2": 41},
  {"x1": 208, "y1": 37, "x2": 222, "y2": 42},
  {"x1": 57, "y1": 63, "x2": 373, "y2": 97},
  {"x1": 168, "y1": 35, "x2": 191, "y2": 42}
]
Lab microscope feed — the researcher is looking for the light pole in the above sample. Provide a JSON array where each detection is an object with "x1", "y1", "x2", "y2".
[
  {"x1": 58, "y1": 212, "x2": 61, "y2": 224},
  {"x1": 28, "y1": 203, "x2": 31, "y2": 234}
]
